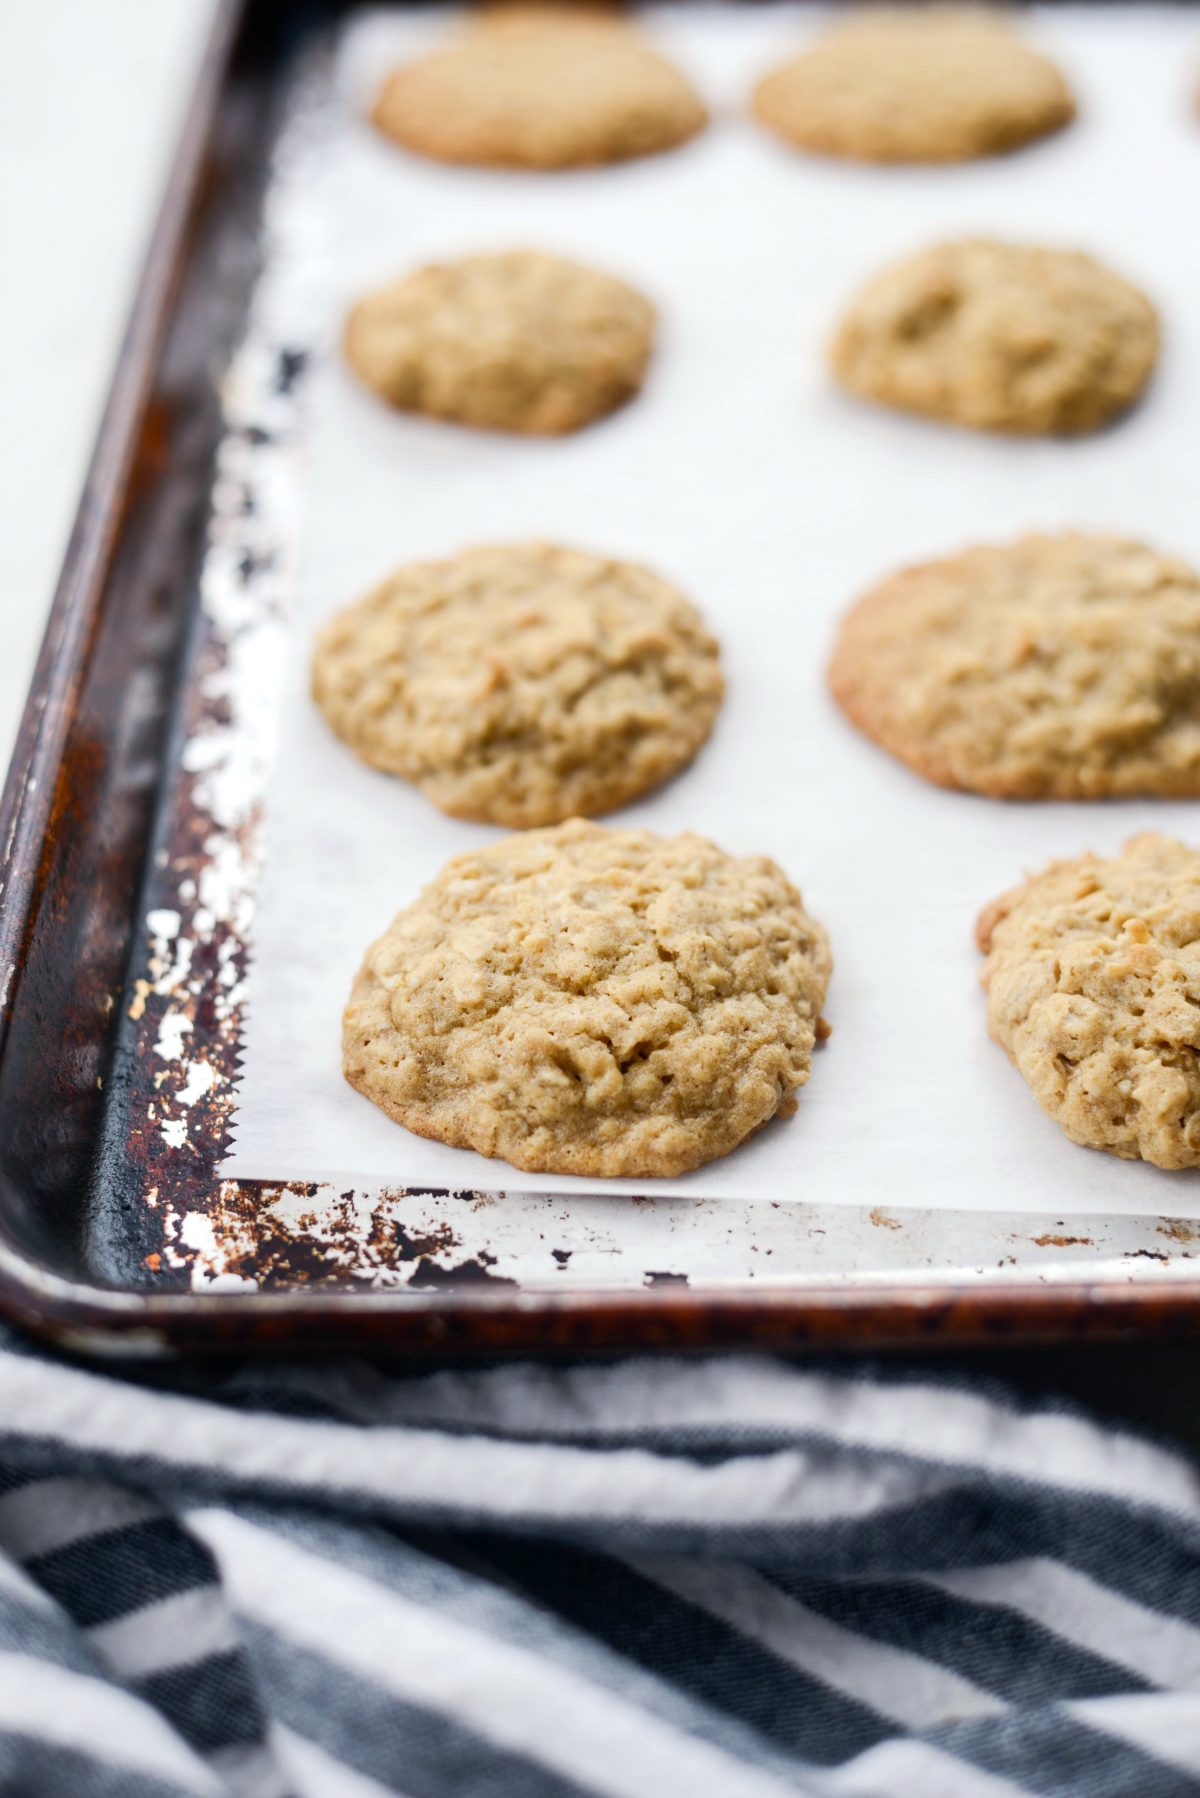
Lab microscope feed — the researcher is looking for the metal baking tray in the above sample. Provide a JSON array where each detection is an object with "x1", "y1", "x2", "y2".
[{"x1": 3, "y1": 0, "x2": 1200, "y2": 1358}]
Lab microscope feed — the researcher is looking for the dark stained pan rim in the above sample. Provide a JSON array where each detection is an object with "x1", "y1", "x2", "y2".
[{"x1": 6, "y1": 1234, "x2": 1200, "y2": 1359}]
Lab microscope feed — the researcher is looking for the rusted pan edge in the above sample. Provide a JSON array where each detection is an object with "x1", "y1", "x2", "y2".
[
  {"x1": 6, "y1": 1233, "x2": 1200, "y2": 1360},
  {"x1": 109, "y1": 45, "x2": 337, "y2": 1293}
]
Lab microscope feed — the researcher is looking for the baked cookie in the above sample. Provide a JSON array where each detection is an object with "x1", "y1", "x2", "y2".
[
  {"x1": 831, "y1": 239, "x2": 1159, "y2": 436},
  {"x1": 344, "y1": 250, "x2": 655, "y2": 435},
  {"x1": 830, "y1": 534, "x2": 1200, "y2": 799},
  {"x1": 752, "y1": 10, "x2": 1074, "y2": 165},
  {"x1": 978, "y1": 834, "x2": 1200, "y2": 1169},
  {"x1": 372, "y1": 12, "x2": 707, "y2": 170},
  {"x1": 343, "y1": 819, "x2": 832, "y2": 1178},
  {"x1": 312, "y1": 541, "x2": 724, "y2": 827}
]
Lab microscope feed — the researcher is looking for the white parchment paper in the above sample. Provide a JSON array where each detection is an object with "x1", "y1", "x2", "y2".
[{"x1": 224, "y1": 5, "x2": 1200, "y2": 1211}]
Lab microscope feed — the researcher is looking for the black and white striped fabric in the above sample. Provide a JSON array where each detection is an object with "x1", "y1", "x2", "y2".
[{"x1": 1, "y1": 1331, "x2": 1198, "y2": 1797}]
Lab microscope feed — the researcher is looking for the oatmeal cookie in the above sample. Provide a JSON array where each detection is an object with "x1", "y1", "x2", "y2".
[
  {"x1": 344, "y1": 250, "x2": 656, "y2": 435},
  {"x1": 343, "y1": 819, "x2": 832, "y2": 1177},
  {"x1": 373, "y1": 12, "x2": 707, "y2": 170},
  {"x1": 830, "y1": 238, "x2": 1158, "y2": 436},
  {"x1": 753, "y1": 10, "x2": 1074, "y2": 164},
  {"x1": 312, "y1": 541, "x2": 724, "y2": 826},
  {"x1": 978, "y1": 834, "x2": 1200, "y2": 1169},
  {"x1": 829, "y1": 534, "x2": 1200, "y2": 798}
]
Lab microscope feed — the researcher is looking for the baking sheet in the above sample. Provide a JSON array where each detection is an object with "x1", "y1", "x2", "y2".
[{"x1": 225, "y1": 4, "x2": 1200, "y2": 1211}]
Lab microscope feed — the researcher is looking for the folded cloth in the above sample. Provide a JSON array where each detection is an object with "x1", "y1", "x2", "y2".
[{"x1": 0, "y1": 1332, "x2": 1197, "y2": 1797}]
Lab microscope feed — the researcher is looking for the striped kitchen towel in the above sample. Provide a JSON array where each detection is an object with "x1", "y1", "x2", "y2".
[{"x1": 0, "y1": 1335, "x2": 1197, "y2": 1797}]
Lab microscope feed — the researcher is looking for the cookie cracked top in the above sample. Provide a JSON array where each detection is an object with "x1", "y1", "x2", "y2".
[
  {"x1": 312, "y1": 542, "x2": 724, "y2": 826},
  {"x1": 343, "y1": 820, "x2": 832, "y2": 1178},
  {"x1": 829, "y1": 534, "x2": 1200, "y2": 799},
  {"x1": 978, "y1": 834, "x2": 1200, "y2": 1170},
  {"x1": 831, "y1": 238, "x2": 1158, "y2": 436}
]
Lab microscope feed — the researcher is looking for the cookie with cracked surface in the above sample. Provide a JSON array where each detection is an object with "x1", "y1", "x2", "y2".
[
  {"x1": 977, "y1": 834, "x2": 1200, "y2": 1170},
  {"x1": 752, "y1": 10, "x2": 1074, "y2": 165},
  {"x1": 831, "y1": 239, "x2": 1158, "y2": 436},
  {"x1": 344, "y1": 250, "x2": 656, "y2": 436},
  {"x1": 343, "y1": 819, "x2": 832, "y2": 1178},
  {"x1": 312, "y1": 541, "x2": 724, "y2": 827},
  {"x1": 372, "y1": 12, "x2": 707, "y2": 170},
  {"x1": 829, "y1": 534, "x2": 1200, "y2": 799}
]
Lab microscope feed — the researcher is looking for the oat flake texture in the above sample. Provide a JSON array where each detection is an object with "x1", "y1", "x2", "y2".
[
  {"x1": 312, "y1": 542, "x2": 724, "y2": 827},
  {"x1": 344, "y1": 250, "x2": 656, "y2": 436},
  {"x1": 978, "y1": 834, "x2": 1200, "y2": 1170},
  {"x1": 343, "y1": 820, "x2": 832, "y2": 1178},
  {"x1": 829, "y1": 534, "x2": 1200, "y2": 799},
  {"x1": 831, "y1": 238, "x2": 1158, "y2": 437}
]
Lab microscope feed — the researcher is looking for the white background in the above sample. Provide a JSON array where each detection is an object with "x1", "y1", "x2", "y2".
[
  {"x1": 226, "y1": 7, "x2": 1200, "y2": 1213},
  {"x1": 0, "y1": 0, "x2": 216, "y2": 766}
]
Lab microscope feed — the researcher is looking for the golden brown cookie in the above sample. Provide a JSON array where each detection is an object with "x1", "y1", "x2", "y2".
[
  {"x1": 977, "y1": 834, "x2": 1200, "y2": 1170},
  {"x1": 752, "y1": 9, "x2": 1074, "y2": 165},
  {"x1": 344, "y1": 250, "x2": 656, "y2": 436},
  {"x1": 829, "y1": 534, "x2": 1200, "y2": 799},
  {"x1": 312, "y1": 541, "x2": 724, "y2": 827},
  {"x1": 830, "y1": 239, "x2": 1159, "y2": 436},
  {"x1": 372, "y1": 12, "x2": 707, "y2": 170},
  {"x1": 343, "y1": 819, "x2": 832, "y2": 1178}
]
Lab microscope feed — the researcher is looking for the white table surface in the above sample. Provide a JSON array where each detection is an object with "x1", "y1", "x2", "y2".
[{"x1": 0, "y1": 0, "x2": 217, "y2": 767}]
